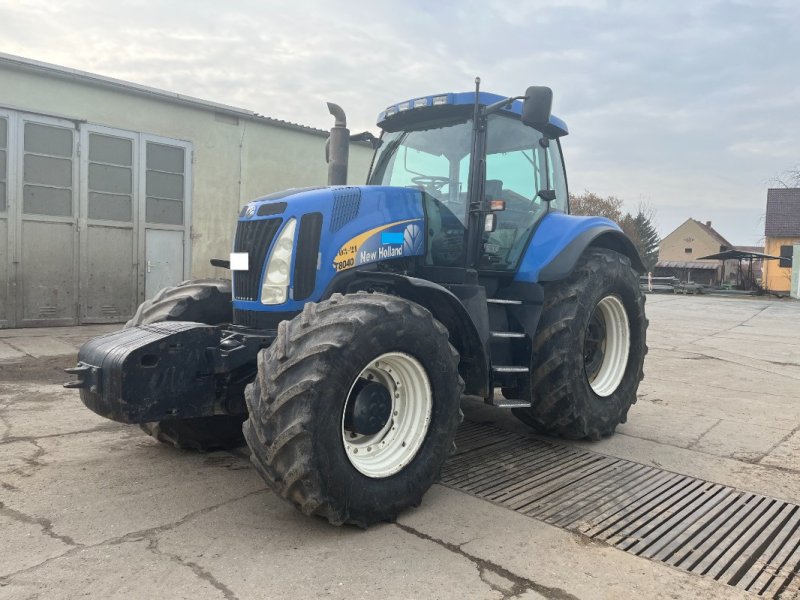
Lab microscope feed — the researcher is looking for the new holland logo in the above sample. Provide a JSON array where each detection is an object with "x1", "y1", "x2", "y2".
[
  {"x1": 245, "y1": 204, "x2": 256, "y2": 217},
  {"x1": 333, "y1": 219, "x2": 424, "y2": 272}
]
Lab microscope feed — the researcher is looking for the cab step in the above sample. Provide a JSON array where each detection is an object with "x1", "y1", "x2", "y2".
[
  {"x1": 490, "y1": 397, "x2": 532, "y2": 409},
  {"x1": 492, "y1": 365, "x2": 529, "y2": 373},
  {"x1": 487, "y1": 298, "x2": 522, "y2": 305},
  {"x1": 490, "y1": 331, "x2": 526, "y2": 339}
]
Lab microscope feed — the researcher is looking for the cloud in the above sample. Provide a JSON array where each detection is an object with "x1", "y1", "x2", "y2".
[{"x1": 0, "y1": 0, "x2": 798, "y2": 244}]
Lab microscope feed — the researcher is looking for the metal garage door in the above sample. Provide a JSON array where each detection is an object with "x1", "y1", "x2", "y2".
[
  {"x1": 17, "y1": 114, "x2": 79, "y2": 327},
  {"x1": 0, "y1": 110, "x2": 192, "y2": 328},
  {"x1": 79, "y1": 125, "x2": 138, "y2": 323},
  {"x1": 0, "y1": 110, "x2": 10, "y2": 328},
  {"x1": 140, "y1": 135, "x2": 192, "y2": 302}
]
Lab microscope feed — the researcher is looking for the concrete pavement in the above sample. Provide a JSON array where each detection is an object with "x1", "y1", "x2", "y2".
[{"x1": 1, "y1": 295, "x2": 798, "y2": 599}]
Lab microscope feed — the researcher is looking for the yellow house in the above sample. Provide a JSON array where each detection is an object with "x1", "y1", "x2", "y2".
[{"x1": 763, "y1": 189, "x2": 800, "y2": 293}]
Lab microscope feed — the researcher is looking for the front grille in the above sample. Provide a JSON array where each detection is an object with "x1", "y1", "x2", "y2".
[
  {"x1": 232, "y1": 308, "x2": 298, "y2": 330},
  {"x1": 294, "y1": 212, "x2": 323, "y2": 300},
  {"x1": 232, "y1": 218, "x2": 282, "y2": 301}
]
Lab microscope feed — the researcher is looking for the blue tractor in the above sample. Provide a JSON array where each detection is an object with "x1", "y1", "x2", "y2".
[{"x1": 68, "y1": 83, "x2": 647, "y2": 527}]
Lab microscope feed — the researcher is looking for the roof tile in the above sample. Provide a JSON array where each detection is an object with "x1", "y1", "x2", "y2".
[{"x1": 765, "y1": 188, "x2": 800, "y2": 237}]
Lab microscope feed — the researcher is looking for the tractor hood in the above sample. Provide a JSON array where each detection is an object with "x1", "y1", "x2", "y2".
[{"x1": 232, "y1": 185, "x2": 426, "y2": 313}]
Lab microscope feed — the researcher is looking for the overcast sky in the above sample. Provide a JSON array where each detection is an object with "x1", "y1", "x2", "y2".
[{"x1": 2, "y1": 0, "x2": 798, "y2": 245}]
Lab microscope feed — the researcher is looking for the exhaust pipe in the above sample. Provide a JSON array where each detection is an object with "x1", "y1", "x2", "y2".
[{"x1": 326, "y1": 102, "x2": 349, "y2": 186}]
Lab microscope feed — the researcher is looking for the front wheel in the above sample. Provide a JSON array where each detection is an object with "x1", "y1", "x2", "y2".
[
  {"x1": 243, "y1": 292, "x2": 463, "y2": 527},
  {"x1": 513, "y1": 248, "x2": 647, "y2": 440}
]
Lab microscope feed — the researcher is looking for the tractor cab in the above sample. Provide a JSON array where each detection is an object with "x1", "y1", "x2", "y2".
[{"x1": 368, "y1": 90, "x2": 569, "y2": 274}]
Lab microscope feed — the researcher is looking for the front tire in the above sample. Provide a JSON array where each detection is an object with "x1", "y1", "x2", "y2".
[
  {"x1": 513, "y1": 248, "x2": 647, "y2": 440},
  {"x1": 127, "y1": 279, "x2": 247, "y2": 451},
  {"x1": 243, "y1": 292, "x2": 462, "y2": 527}
]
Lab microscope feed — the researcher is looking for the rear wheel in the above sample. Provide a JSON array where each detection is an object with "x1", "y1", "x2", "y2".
[
  {"x1": 513, "y1": 248, "x2": 647, "y2": 440},
  {"x1": 127, "y1": 279, "x2": 246, "y2": 451},
  {"x1": 244, "y1": 292, "x2": 463, "y2": 526}
]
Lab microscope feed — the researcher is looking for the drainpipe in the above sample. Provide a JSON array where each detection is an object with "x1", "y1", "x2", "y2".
[{"x1": 326, "y1": 102, "x2": 349, "y2": 186}]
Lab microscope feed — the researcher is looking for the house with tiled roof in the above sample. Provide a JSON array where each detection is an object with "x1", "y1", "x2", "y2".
[
  {"x1": 655, "y1": 218, "x2": 735, "y2": 285},
  {"x1": 762, "y1": 188, "x2": 800, "y2": 293}
]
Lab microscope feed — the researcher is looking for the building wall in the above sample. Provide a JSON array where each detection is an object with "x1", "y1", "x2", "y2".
[
  {"x1": 0, "y1": 64, "x2": 374, "y2": 280},
  {"x1": 658, "y1": 219, "x2": 725, "y2": 262},
  {"x1": 763, "y1": 236, "x2": 800, "y2": 293}
]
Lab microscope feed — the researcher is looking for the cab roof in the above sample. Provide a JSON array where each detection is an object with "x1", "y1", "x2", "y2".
[{"x1": 377, "y1": 91, "x2": 569, "y2": 138}]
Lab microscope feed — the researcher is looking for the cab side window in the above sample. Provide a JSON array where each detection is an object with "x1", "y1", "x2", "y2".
[{"x1": 479, "y1": 115, "x2": 568, "y2": 270}]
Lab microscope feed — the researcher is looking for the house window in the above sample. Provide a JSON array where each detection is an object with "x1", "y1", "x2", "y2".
[
  {"x1": 684, "y1": 247, "x2": 692, "y2": 254},
  {"x1": 779, "y1": 245, "x2": 793, "y2": 268}
]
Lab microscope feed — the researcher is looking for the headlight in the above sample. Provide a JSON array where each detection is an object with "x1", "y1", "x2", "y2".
[{"x1": 261, "y1": 218, "x2": 296, "y2": 304}]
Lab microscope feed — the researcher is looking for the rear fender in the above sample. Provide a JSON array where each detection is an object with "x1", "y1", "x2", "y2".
[{"x1": 515, "y1": 213, "x2": 645, "y2": 283}]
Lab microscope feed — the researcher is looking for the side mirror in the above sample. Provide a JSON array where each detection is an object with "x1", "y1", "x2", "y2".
[{"x1": 521, "y1": 86, "x2": 553, "y2": 129}]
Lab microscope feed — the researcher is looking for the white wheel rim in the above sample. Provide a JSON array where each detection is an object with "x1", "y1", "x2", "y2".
[
  {"x1": 341, "y1": 352, "x2": 432, "y2": 478},
  {"x1": 585, "y1": 295, "x2": 630, "y2": 397}
]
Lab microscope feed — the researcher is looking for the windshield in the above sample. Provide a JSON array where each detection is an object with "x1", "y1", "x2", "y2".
[
  {"x1": 479, "y1": 114, "x2": 568, "y2": 270},
  {"x1": 369, "y1": 119, "x2": 473, "y2": 267}
]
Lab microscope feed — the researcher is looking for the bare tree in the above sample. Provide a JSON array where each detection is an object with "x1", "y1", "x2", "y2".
[{"x1": 772, "y1": 166, "x2": 800, "y2": 188}]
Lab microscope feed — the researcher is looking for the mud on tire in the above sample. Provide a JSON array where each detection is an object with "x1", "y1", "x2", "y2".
[
  {"x1": 243, "y1": 292, "x2": 463, "y2": 527},
  {"x1": 127, "y1": 279, "x2": 246, "y2": 451},
  {"x1": 513, "y1": 248, "x2": 647, "y2": 440}
]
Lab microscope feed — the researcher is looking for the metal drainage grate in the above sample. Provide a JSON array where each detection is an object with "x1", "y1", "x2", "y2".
[{"x1": 444, "y1": 421, "x2": 800, "y2": 599}]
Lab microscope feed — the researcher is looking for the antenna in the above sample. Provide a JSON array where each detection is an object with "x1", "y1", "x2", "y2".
[{"x1": 473, "y1": 77, "x2": 481, "y2": 124}]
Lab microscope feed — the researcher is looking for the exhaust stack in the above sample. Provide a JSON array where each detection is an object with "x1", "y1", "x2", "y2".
[{"x1": 326, "y1": 102, "x2": 349, "y2": 186}]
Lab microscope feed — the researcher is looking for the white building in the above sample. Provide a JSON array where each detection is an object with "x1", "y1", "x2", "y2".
[{"x1": 0, "y1": 53, "x2": 373, "y2": 328}]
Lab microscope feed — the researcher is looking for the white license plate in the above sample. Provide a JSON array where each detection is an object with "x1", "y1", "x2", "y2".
[{"x1": 229, "y1": 252, "x2": 249, "y2": 271}]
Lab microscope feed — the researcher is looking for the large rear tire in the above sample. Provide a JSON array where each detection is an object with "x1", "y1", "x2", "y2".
[
  {"x1": 513, "y1": 248, "x2": 647, "y2": 440},
  {"x1": 127, "y1": 279, "x2": 246, "y2": 451},
  {"x1": 243, "y1": 292, "x2": 463, "y2": 527}
]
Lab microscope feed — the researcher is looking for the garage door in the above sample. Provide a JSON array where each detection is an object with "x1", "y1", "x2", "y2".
[
  {"x1": 0, "y1": 111, "x2": 192, "y2": 328},
  {"x1": 17, "y1": 114, "x2": 79, "y2": 327},
  {"x1": 0, "y1": 110, "x2": 10, "y2": 328}
]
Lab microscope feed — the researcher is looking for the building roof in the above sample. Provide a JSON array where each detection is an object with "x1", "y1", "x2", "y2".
[
  {"x1": 735, "y1": 245, "x2": 764, "y2": 254},
  {"x1": 765, "y1": 188, "x2": 800, "y2": 237},
  {"x1": 692, "y1": 218, "x2": 733, "y2": 249},
  {"x1": 0, "y1": 51, "x2": 330, "y2": 138},
  {"x1": 697, "y1": 249, "x2": 781, "y2": 261},
  {"x1": 656, "y1": 260, "x2": 720, "y2": 270}
]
